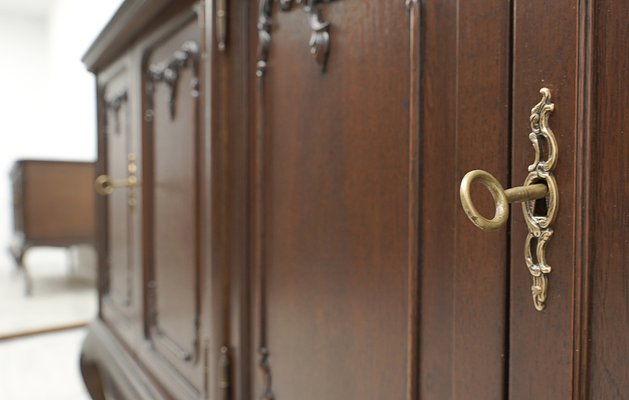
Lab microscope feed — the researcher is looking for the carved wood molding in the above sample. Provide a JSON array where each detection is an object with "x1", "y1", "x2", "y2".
[
  {"x1": 147, "y1": 40, "x2": 199, "y2": 120},
  {"x1": 257, "y1": 0, "x2": 339, "y2": 76},
  {"x1": 104, "y1": 90, "x2": 128, "y2": 134},
  {"x1": 258, "y1": 346, "x2": 274, "y2": 400}
]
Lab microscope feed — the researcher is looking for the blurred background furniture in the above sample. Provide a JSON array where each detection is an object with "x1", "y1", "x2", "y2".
[{"x1": 9, "y1": 160, "x2": 96, "y2": 295}]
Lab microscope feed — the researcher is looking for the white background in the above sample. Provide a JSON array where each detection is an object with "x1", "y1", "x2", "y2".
[{"x1": 0, "y1": 0, "x2": 123, "y2": 268}]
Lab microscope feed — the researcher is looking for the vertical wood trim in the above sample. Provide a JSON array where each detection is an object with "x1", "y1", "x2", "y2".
[
  {"x1": 206, "y1": 0, "x2": 230, "y2": 390},
  {"x1": 140, "y1": 45, "x2": 154, "y2": 342},
  {"x1": 407, "y1": 2, "x2": 420, "y2": 400},
  {"x1": 194, "y1": 16, "x2": 204, "y2": 366},
  {"x1": 419, "y1": 2, "x2": 457, "y2": 396},
  {"x1": 573, "y1": 0, "x2": 593, "y2": 397},
  {"x1": 253, "y1": 64, "x2": 270, "y2": 400},
  {"x1": 419, "y1": 1, "x2": 510, "y2": 398},
  {"x1": 124, "y1": 85, "x2": 134, "y2": 309},
  {"x1": 205, "y1": 1, "x2": 222, "y2": 398},
  {"x1": 217, "y1": 3, "x2": 232, "y2": 363},
  {"x1": 505, "y1": 1, "x2": 515, "y2": 396},
  {"x1": 96, "y1": 80, "x2": 109, "y2": 317},
  {"x1": 586, "y1": 1, "x2": 629, "y2": 398},
  {"x1": 510, "y1": 1, "x2": 580, "y2": 398},
  {"x1": 220, "y1": 1, "x2": 253, "y2": 399},
  {"x1": 252, "y1": 2, "x2": 271, "y2": 394},
  {"x1": 237, "y1": 1, "x2": 253, "y2": 397},
  {"x1": 200, "y1": 3, "x2": 213, "y2": 398},
  {"x1": 207, "y1": 0, "x2": 253, "y2": 397}
]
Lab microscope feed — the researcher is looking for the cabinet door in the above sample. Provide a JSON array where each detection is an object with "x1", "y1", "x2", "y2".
[
  {"x1": 141, "y1": 12, "x2": 206, "y2": 396},
  {"x1": 98, "y1": 54, "x2": 142, "y2": 348},
  {"x1": 247, "y1": 1, "x2": 591, "y2": 399},
  {"x1": 250, "y1": 2, "x2": 420, "y2": 398},
  {"x1": 421, "y1": 1, "x2": 589, "y2": 399}
]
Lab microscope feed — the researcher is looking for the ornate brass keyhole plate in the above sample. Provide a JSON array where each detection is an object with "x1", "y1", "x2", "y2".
[{"x1": 459, "y1": 88, "x2": 558, "y2": 311}]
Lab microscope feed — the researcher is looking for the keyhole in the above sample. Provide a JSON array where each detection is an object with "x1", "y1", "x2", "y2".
[{"x1": 532, "y1": 179, "x2": 549, "y2": 217}]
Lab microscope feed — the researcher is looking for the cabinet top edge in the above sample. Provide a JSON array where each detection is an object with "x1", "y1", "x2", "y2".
[{"x1": 82, "y1": 0, "x2": 190, "y2": 73}]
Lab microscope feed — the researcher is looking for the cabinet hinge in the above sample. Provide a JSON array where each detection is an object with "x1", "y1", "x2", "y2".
[
  {"x1": 216, "y1": 0, "x2": 227, "y2": 51},
  {"x1": 218, "y1": 345, "x2": 232, "y2": 400},
  {"x1": 203, "y1": 339, "x2": 210, "y2": 399}
]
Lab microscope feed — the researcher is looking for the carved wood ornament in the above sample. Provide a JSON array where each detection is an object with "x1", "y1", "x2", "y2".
[
  {"x1": 146, "y1": 40, "x2": 199, "y2": 120},
  {"x1": 104, "y1": 90, "x2": 128, "y2": 134},
  {"x1": 257, "y1": 0, "x2": 339, "y2": 76}
]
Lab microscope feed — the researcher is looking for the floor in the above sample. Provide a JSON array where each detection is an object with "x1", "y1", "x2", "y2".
[
  {"x1": 0, "y1": 247, "x2": 97, "y2": 335},
  {"x1": 0, "y1": 248, "x2": 96, "y2": 399},
  {"x1": 0, "y1": 328, "x2": 91, "y2": 399}
]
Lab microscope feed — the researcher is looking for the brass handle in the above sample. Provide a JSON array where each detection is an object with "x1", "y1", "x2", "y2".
[
  {"x1": 459, "y1": 169, "x2": 547, "y2": 231},
  {"x1": 94, "y1": 154, "x2": 139, "y2": 211},
  {"x1": 94, "y1": 174, "x2": 137, "y2": 196}
]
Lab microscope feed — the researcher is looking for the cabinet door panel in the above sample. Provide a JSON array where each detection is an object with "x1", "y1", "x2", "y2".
[
  {"x1": 143, "y1": 16, "x2": 204, "y2": 393},
  {"x1": 251, "y1": 2, "x2": 417, "y2": 399},
  {"x1": 510, "y1": 1, "x2": 585, "y2": 398},
  {"x1": 106, "y1": 79, "x2": 132, "y2": 310},
  {"x1": 99, "y1": 56, "x2": 141, "y2": 347}
]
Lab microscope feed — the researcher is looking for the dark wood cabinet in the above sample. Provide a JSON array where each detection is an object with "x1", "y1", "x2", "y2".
[
  {"x1": 80, "y1": 1, "x2": 629, "y2": 399},
  {"x1": 9, "y1": 160, "x2": 95, "y2": 294}
]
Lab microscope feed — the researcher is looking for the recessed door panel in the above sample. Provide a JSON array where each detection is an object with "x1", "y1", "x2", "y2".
[
  {"x1": 99, "y1": 56, "x2": 141, "y2": 347},
  {"x1": 251, "y1": 2, "x2": 418, "y2": 398},
  {"x1": 105, "y1": 76, "x2": 132, "y2": 310},
  {"x1": 143, "y1": 16, "x2": 204, "y2": 392}
]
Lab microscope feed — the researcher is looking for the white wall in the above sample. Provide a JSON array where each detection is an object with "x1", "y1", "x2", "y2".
[
  {"x1": 0, "y1": 0, "x2": 122, "y2": 267},
  {"x1": 47, "y1": 0, "x2": 124, "y2": 160}
]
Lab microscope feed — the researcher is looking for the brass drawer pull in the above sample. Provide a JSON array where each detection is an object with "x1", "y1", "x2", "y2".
[{"x1": 459, "y1": 88, "x2": 558, "y2": 311}]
